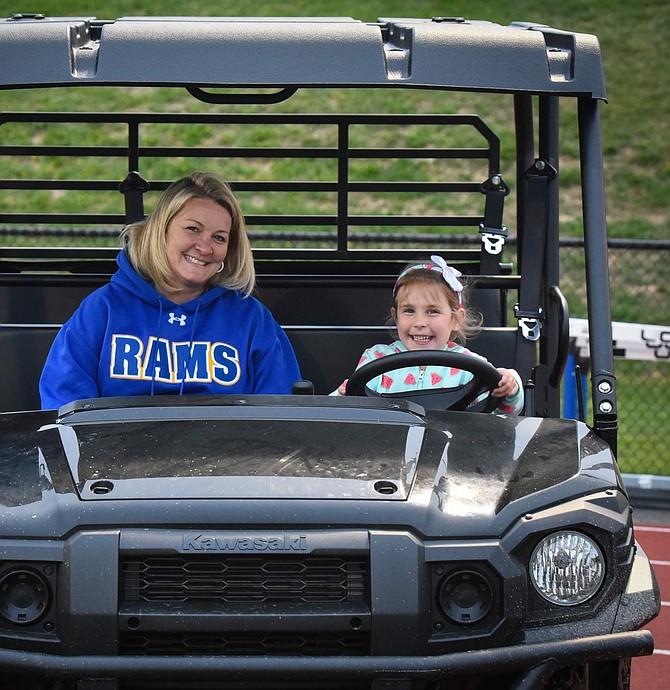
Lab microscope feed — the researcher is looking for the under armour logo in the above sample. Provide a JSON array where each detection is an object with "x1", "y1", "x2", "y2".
[{"x1": 168, "y1": 312, "x2": 187, "y2": 326}]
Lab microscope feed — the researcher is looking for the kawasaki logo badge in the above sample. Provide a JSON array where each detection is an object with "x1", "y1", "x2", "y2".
[{"x1": 182, "y1": 534, "x2": 307, "y2": 552}]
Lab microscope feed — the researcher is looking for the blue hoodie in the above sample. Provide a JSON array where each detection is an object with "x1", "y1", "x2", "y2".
[{"x1": 39, "y1": 251, "x2": 301, "y2": 409}]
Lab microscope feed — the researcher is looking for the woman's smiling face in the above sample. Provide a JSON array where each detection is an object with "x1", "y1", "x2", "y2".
[
  {"x1": 392, "y1": 283, "x2": 464, "y2": 351},
  {"x1": 165, "y1": 196, "x2": 232, "y2": 301}
]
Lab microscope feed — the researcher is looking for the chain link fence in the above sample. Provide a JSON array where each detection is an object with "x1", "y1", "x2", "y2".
[{"x1": 560, "y1": 240, "x2": 670, "y2": 476}]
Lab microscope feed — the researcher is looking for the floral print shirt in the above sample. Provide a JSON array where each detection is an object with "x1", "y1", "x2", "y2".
[{"x1": 335, "y1": 340, "x2": 523, "y2": 415}]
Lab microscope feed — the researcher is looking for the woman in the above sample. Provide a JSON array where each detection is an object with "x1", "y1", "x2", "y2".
[{"x1": 40, "y1": 172, "x2": 301, "y2": 409}]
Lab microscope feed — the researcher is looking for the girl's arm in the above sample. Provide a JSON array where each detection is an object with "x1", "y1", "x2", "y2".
[
  {"x1": 493, "y1": 367, "x2": 524, "y2": 415},
  {"x1": 493, "y1": 368, "x2": 519, "y2": 398}
]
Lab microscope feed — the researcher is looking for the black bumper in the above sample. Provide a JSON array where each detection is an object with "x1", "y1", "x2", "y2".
[{"x1": 0, "y1": 630, "x2": 653, "y2": 682}]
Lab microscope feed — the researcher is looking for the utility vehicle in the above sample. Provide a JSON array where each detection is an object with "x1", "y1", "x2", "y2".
[{"x1": 0, "y1": 13, "x2": 660, "y2": 690}]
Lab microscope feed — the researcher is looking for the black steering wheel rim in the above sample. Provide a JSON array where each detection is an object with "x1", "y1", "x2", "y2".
[{"x1": 344, "y1": 350, "x2": 502, "y2": 411}]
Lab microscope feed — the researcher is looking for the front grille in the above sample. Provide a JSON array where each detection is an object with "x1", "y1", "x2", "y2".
[
  {"x1": 119, "y1": 631, "x2": 370, "y2": 656},
  {"x1": 121, "y1": 555, "x2": 368, "y2": 604}
]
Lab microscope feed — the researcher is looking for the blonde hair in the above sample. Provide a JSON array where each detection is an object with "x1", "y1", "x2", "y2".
[
  {"x1": 392, "y1": 263, "x2": 482, "y2": 344},
  {"x1": 120, "y1": 172, "x2": 256, "y2": 298}
]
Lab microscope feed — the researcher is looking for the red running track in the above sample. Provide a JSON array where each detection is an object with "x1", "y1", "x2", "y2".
[{"x1": 632, "y1": 524, "x2": 670, "y2": 690}]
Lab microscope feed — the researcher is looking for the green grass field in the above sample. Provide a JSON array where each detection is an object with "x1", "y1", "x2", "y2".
[
  {"x1": 0, "y1": 0, "x2": 666, "y2": 239},
  {"x1": 0, "y1": 1, "x2": 668, "y2": 474}
]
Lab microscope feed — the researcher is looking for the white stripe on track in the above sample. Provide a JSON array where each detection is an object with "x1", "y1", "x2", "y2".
[
  {"x1": 636, "y1": 525, "x2": 670, "y2": 533},
  {"x1": 651, "y1": 560, "x2": 670, "y2": 567},
  {"x1": 654, "y1": 649, "x2": 670, "y2": 655}
]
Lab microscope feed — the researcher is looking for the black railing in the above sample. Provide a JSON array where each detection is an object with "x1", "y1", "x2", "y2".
[{"x1": 0, "y1": 112, "x2": 502, "y2": 249}]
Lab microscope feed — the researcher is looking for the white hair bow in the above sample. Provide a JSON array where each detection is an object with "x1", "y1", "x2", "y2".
[{"x1": 430, "y1": 255, "x2": 463, "y2": 294}]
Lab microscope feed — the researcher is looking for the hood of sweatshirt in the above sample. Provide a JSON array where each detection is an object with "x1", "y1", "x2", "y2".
[{"x1": 112, "y1": 249, "x2": 227, "y2": 312}]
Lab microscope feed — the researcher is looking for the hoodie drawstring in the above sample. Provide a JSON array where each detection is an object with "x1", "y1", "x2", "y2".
[
  {"x1": 179, "y1": 299, "x2": 202, "y2": 396},
  {"x1": 149, "y1": 298, "x2": 164, "y2": 396}
]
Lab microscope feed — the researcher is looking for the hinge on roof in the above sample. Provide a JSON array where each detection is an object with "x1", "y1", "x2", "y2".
[
  {"x1": 69, "y1": 22, "x2": 100, "y2": 78},
  {"x1": 383, "y1": 24, "x2": 413, "y2": 80}
]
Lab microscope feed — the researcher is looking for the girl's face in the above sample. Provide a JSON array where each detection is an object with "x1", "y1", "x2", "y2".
[
  {"x1": 392, "y1": 283, "x2": 464, "y2": 351},
  {"x1": 165, "y1": 197, "x2": 232, "y2": 301}
]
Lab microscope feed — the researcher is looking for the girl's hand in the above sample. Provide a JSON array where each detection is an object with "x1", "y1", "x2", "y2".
[
  {"x1": 493, "y1": 368, "x2": 519, "y2": 398},
  {"x1": 336, "y1": 379, "x2": 348, "y2": 396}
]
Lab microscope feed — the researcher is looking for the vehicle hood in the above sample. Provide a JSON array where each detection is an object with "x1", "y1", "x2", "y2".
[{"x1": 0, "y1": 396, "x2": 622, "y2": 538}]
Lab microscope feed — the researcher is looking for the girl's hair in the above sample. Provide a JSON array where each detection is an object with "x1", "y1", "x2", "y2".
[
  {"x1": 119, "y1": 172, "x2": 256, "y2": 297},
  {"x1": 391, "y1": 260, "x2": 482, "y2": 344}
]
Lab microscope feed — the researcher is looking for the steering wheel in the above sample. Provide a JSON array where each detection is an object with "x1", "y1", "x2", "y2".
[{"x1": 344, "y1": 350, "x2": 503, "y2": 412}]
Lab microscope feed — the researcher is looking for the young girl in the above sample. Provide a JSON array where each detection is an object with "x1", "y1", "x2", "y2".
[{"x1": 334, "y1": 255, "x2": 523, "y2": 415}]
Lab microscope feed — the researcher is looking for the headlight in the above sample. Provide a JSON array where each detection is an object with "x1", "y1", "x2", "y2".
[{"x1": 529, "y1": 531, "x2": 605, "y2": 606}]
